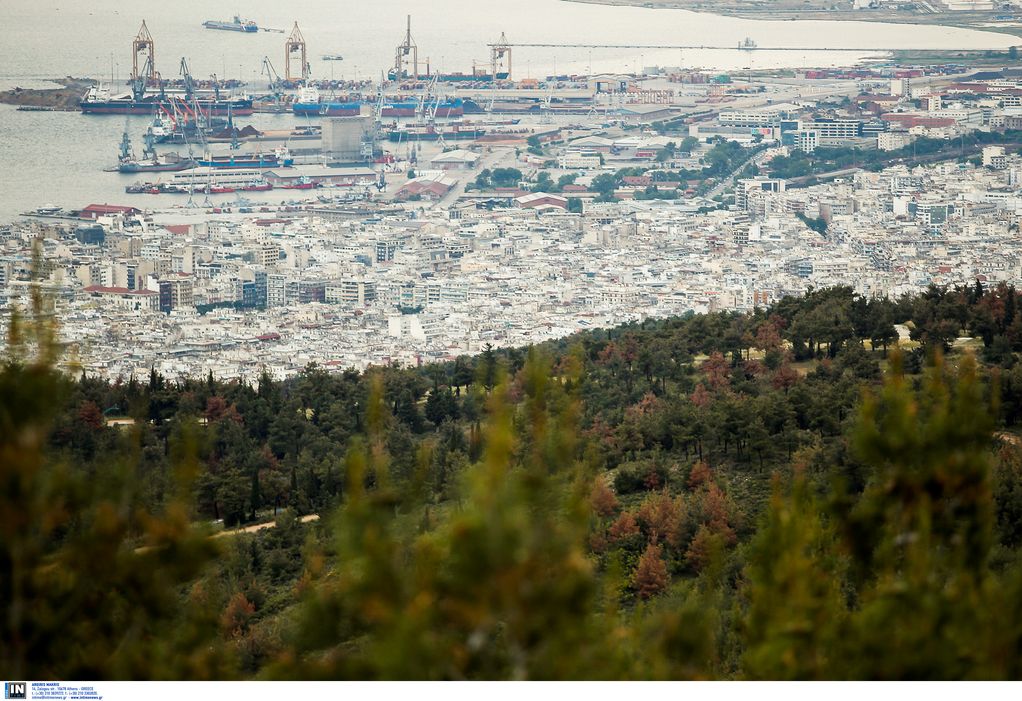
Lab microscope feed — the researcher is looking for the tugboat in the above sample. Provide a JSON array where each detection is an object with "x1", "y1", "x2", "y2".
[{"x1": 203, "y1": 16, "x2": 259, "y2": 33}]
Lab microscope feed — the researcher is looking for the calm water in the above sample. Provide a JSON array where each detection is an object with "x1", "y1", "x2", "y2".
[{"x1": 0, "y1": 0, "x2": 1016, "y2": 221}]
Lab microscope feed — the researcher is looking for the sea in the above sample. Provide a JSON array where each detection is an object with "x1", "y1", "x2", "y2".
[{"x1": 0, "y1": 0, "x2": 1017, "y2": 222}]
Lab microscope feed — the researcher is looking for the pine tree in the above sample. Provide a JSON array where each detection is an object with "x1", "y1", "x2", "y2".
[{"x1": 634, "y1": 542, "x2": 669, "y2": 599}]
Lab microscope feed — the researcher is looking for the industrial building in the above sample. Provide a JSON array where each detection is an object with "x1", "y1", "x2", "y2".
[{"x1": 321, "y1": 116, "x2": 375, "y2": 162}]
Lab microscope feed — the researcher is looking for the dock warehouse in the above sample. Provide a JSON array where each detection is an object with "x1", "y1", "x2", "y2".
[{"x1": 263, "y1": 166, "x2": 377, "y2": 188}]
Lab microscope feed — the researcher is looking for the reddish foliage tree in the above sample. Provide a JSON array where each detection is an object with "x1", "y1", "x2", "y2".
[
  {"x1": 205, "y1": 396, "x2": 243, "y2": 424},
  {"x1": 684, "y1": 524, "x2": 717, "y2": 573},
  {"x1": 590, "y1": 478, "x2": 620, "y2": 518},
  {"x1": 755, "y1": 319, "x2": 783, "y2": 352},
  {"x1": 771, "y1": 364, "x2": 799, "y2": 393},
  {"x1": 702, "y1": 352, "x2": 731, "y2": 391},
  {"x1": 221, "y1": 592, "x2": 255, "y2": 639},
  {"x1": 636, "y1": 490, "x2": 686, "y2": 547},
  {"x1": 743, "y1": 359, "x2": 768, "y2": 378},
  {"x1": 626, "y1": 392, "x2": 663, "y2": 419},
  {"x1": 702, "y1": 482, "x2": 737, "y2": 545},
  {"x1": 77, "y1": 400, "x2": 104, "y2": 431},
  {"x1": 608, "y1": 511, "x2": 640, "y2": 543},
  {"x1": 634, "y1": 542, "x2": 670, "y2": 599},
  {"x1": 690, "y1": 383, "x2": 712, "y2": 408},
  {"x1": 687, "y1": 461, "x2": 713, "y2": 490}
]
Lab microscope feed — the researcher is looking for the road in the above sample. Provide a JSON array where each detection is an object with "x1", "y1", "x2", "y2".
[
  {"x1": 783, "y1": 140, "x2": 1016, "y2": 189},
  {"x1": 212, "y1": 513, "x2": 321, "y2": 538},
  {"x1": 435, "y1": 146, "x2": 517, "y2": 209},
  {"x1": 706, "y1": 147, "x2": 774, "y2": 200}
]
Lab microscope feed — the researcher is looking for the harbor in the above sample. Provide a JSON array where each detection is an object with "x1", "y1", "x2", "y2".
[{"x1": 0, "y1": 0, "x2": 1019, "y2": 221}]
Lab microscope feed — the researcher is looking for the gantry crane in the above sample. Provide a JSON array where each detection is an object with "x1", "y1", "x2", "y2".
[
  {"x1": 393, "y1": 15, "x2": 418, "y2": 81},
  {"x1": 132, "y1": 20, "x2": 156, "y2": 84},
  {"x1": 285, "y1": 22, "x2": 308, "y2": 83},
  {"x1": 489, "y1": 32, "x2": 512, "y2": 80}
]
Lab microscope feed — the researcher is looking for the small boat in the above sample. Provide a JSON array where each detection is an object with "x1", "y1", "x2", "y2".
[
  {"x1": 282, "y1": 176, "x2": 316, "y2": 190},
  {"x1": 241, "y1": 179, "x2": 273, "y2": 192}
]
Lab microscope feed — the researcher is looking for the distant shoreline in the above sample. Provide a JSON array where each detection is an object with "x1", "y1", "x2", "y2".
[{"x1": 561, "y1": 0, "x2": 1022, "y2": 42}]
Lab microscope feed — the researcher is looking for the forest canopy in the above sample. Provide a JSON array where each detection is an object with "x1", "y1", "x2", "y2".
[{"x1": 3, "y1": 282, "x2": 1022, "y2": 680}]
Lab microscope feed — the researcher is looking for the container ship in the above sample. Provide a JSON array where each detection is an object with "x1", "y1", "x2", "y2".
[
  {"x1": 203, "y1": 16, "x2": 258, "y2": 32},
  {"x1": 80, "y1": 84, "x2": 254, "y2": 116}
]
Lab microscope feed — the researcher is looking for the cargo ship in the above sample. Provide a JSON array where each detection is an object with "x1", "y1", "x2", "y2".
[
  {"x1": 382, "y1": 97, "x2": 464, "y2": 118},
  {"x1": 126, "y1": 177, "x2": 273, "y2": 195},
  {"x1": 387, "y1": 122, "x2": 487, "y2": 142},
  {"x1": 292, "y1": 85, "x2": 361, "y2": 117},
  {"x1": 195, "y1": 147, "x2": 293, "y2": 169},
  {"x1": 380, "y1": 100, "x2": 418, "y2": 118},
  {"x1": 80, "y1": 84, "x2": 254, "y2": 116},
  {"x1": 119, "y1": 156, "x2": 197, "y2": 173},
  {"x1": 112, "y1": 129, "x2": 197, "y2": 173},
  {"x1": 203, "y1": 16, "x2": 258, "y2": 33},
  {"x1": 292, "y1": 86, "x2": 463, "y2": 118}
]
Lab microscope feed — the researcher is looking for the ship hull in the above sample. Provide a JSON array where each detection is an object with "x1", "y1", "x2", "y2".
[
  {"x1": 203, "y1": 21, "x2": 258, "y2": 32},
  {"x1": 293, "y1": 102, "x2": 361, "y2": 117},
  {"x1": 195, "y1": 156, "x2": 293, "y2": 169},
  {"x1": 387, "y1": 128, "x2": 485, "y2": 142},
  {"x1": 82, "y1": 98, "x2": 254, "y2": 116},
  {"x1": 118, "y1": 160, "x2": 197, "y2": 173},
  {"x1": 381, "y1": 103, "x2": 417, "y2": 117}
]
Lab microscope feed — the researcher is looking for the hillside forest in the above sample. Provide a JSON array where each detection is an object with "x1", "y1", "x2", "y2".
[{"x1": 4, "y1": 283, "x2": 1022, "y2": 679}]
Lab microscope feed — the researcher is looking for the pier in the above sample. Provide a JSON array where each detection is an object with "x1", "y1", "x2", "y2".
[{"x1": 494, "y1": 42, "x2": 913, "y2": 52}]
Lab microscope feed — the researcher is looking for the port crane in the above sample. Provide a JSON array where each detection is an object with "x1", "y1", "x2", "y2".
[
  {"x1": 132, "y1": 20, "x2": 156, "y2": 84},
  {"x1": 179, "y1": 57, "x2": 196, "y2": 102},
  {"x1": 489, "y1": 32, "x2": 512, "y2": 80},
  {"x1": 261, "y1": 56, "x2": 287, "y2": 102},
  {"x1": 393, "y1": 15, "x2": 419, "y2": 80},
  {"x1": 130, "y1": 54, "x2": 153, "y2": 101},
  {"x1": 285, "y1": 22, "x2": 308, "y2": 83}
]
